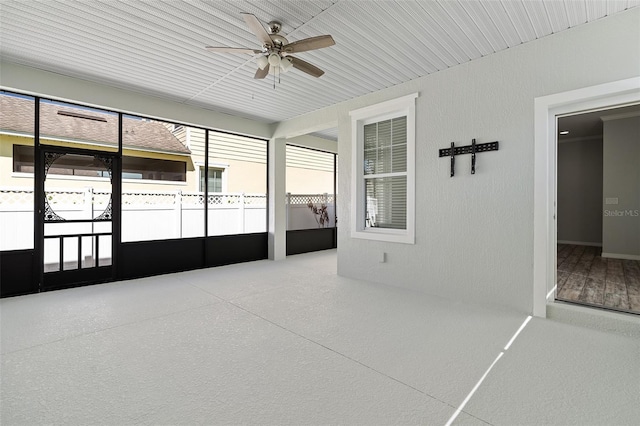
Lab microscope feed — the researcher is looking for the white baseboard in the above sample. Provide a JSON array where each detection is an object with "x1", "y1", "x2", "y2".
[
  {"x1": 601, "y1": 252, "x2": 640, "y2": 261},
  {"x1": 557, "y1": 240, "x2": 602, "y2": 247}
]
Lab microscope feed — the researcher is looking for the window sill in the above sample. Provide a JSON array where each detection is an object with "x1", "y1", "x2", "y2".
[
  {"x1": 351, "y1": 228, "x2": 414, "y2": 244},
  {"x1": 122, "y1": 179, "x2": 187, "y2": 186}
]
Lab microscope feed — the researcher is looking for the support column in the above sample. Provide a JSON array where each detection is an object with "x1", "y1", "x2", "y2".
[{"x1": 268, "y1": 138, "x2": 286, "y2": 260}]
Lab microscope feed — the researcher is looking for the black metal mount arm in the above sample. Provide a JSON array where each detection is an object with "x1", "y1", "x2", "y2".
[{"x1": 439, "y1": 139, "x2": 499, "y2": 177}]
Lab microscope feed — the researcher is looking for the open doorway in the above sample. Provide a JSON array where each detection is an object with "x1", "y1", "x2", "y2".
[
  {"x1": 556, "y1": 105, "x2": 640, "y2": 315},
  {"x1": 533, "y1": 77, "x2": 640, "y2": 318}
]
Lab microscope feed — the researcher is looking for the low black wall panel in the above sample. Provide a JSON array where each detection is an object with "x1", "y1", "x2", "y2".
[
  {"x1": 121, "y1": 233, "x2": 268, "y2": 280},
  {"x1": 286, "y1": 228, "x2": 336, "y2": 256},
  {"x1": 206, "y1": 233, "x2": 268, "y2": 267},
  {"x1": 120, "y1": 238, "x2": 205, "y2": 280},
  {"x1": 2, "y1": 233, "x2": 270, "y2": 297},
  {"x1": 42, "y1": 266, "x2": 113, "y2": 292},
  {"x1": 1, "y1": 250, "x2": 36, "y2": 297}
]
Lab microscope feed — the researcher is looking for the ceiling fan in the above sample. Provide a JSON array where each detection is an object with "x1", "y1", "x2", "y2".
[{"x1": 206, "y1": 13, "x2": 335, "y2": 79}]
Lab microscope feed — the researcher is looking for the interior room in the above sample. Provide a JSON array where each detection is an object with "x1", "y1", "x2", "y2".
[
  {"x1": 556, "y1": 105, "x2": 640, "y2": 315},
  {"x1": 1, "y1": 1, "x2": 639, "y2": 425}
]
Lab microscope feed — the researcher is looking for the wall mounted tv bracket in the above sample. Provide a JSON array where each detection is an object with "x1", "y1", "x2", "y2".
[{"x1": 439, "y1": 139, "x2": 499, "y2": 177}]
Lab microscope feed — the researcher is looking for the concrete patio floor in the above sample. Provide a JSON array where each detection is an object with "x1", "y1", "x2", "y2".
[{"x1": 1, "y1": 250, "x2": 638, "y2": 425}]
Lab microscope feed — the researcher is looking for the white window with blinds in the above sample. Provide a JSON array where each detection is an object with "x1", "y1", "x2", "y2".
[
  {"x1": 350, "y1": 93, "x2": 417, "y2": 244},
  {"x1": 198, "y1": 164, "x2": 227, "y2": 193}
]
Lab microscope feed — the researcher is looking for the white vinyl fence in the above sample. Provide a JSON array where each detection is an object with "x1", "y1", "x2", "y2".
[
  {"x1": 0, "y1": 187, "x2": 336, "y2": 254},
  {"x1": 286, "y1": 193, "x2": 336, "y2": 230}
]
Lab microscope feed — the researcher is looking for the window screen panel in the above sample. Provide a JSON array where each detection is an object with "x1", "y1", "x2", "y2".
[
  {"x1": 364, "y1": 147, "x2": 376, "y2": 175},
  {"x1": 392, "y1": 143, "x2": 407, "y2": 172},
  {"x1": 378, "y1": 146, "x2": 392, "y2": 174},
  {"x1": 364, "y1": 123, "x2": 378, "y2": 150},
  {"x1": 365, "y1": 176, "x2": 407, "y2": 229},
  {"x1": 364, "y1": 122, "x2": 377, "y2": 175},
  {"x1": 363, "y1": 117, "x2": 407, "y2": 175},
  {"x1": 391, "y1": 117, "x2": 407, "y2": 145},
  {"x1": 377, "y1": 119, "x2": 392, "y2": 147}
]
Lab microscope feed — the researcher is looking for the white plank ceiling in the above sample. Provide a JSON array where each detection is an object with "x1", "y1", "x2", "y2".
[{"x1": 1, "y1": 0, "x2": 638, "y2": 132}]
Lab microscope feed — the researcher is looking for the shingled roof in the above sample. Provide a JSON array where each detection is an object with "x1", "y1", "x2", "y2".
[{"x1": 0, "y1": 94, "x2": 191, "y2": 155}]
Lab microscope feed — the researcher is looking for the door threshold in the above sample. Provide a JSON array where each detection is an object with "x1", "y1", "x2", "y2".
[
  {"x1": 555, "y1": 296, "x2": 639, "y2": 317},
  {"x1": 547, "y1": 300, "x2": 640, "y2": 338}
]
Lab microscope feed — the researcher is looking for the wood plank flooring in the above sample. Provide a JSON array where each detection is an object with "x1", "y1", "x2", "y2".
[{"x1": 557, "y1": 244, "x2": 640, "y2": 314}]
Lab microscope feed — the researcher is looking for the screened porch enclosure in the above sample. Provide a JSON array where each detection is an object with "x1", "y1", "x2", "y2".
[
  {"x1": 0, "y1": 91, "x2": 270, "y2": 296},
  {"x1": 1, "y1": 90, "x2": 339, "y2": 297}
]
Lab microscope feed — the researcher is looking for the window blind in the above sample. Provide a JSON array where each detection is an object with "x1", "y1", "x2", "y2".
[{"x1": 363, "y1": 117, "x2": 407, "y2": 229}]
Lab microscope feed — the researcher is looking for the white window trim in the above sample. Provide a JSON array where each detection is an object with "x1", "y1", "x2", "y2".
[
  {"x1": 350, "y1": 93, "x2": 418, "y2": 244},
  {"x1": 194, "y1": 161, "x2": 229, "y2": 169}
]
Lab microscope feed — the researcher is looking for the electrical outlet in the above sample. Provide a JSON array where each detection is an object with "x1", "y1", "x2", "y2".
[{"x1": 379, "y1": 252, "x2": 386, "y2": 263}]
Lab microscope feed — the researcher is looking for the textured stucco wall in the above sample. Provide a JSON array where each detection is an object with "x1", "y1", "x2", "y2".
[{"x1": 277, "y1": 8, "x2": 640, "y2": 313}]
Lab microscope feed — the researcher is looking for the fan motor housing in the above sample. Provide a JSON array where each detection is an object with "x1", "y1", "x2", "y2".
[
  {"x1": 269, "y1": 34, "x2": 288, "y2": 49},
  {"x1": 267, "y1": 21, "x2": 282, "y2": 34},
  {"x1": 266, "y1": 21, "x2": 287, "y2": 49}
]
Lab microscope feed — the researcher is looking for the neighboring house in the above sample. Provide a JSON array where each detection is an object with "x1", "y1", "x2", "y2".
[
  {"x1": 0, "y1": 94, "x2": 335, "y2": 195},
  {"x1": 0, "y1": 94, "x2": 193, "y2": 191},
  {"x1": 168, "y1": 125, "x2": 266, "y2": 194},
  {"x1": 170, "y1": 126, "x2": 335, "y2": 195},
  {"x1": 0, "y1": 93, "x2": 336, "y2": 249}
]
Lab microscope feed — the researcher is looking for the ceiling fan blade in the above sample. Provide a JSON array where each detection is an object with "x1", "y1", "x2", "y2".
[
  {"x1": 254, "y1": 64, "x2": 269, "y2": 79},
  {"x1": 205, "y1": 46, "x2": 262, "y2": 54},
  {"x1": 241, "y1": 12, "x2": 273, "y2": 47},
  {"x1": 282, "y1": 35, "x2": 335, "y2": 54},
  {"x1": 290, "y1": 57, "x2": 325, "y2": 78}
]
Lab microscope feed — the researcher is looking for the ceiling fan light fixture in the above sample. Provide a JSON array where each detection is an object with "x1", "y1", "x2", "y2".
[
  {"x1": 256, "y1": 55, "x2": 269, "y2": 70},
  {"x1": 268, "y1": 53, "x2": 281, "y2": 67},
  {"x1": 206, "y1": 13, "x2": 333, "y2": 81},
  {"x1": 280, "y1": 57, "x2": 293, "y2": 72},
  {"x1": 268, "y1": 65, "x2": 281, "y2": 75}
]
